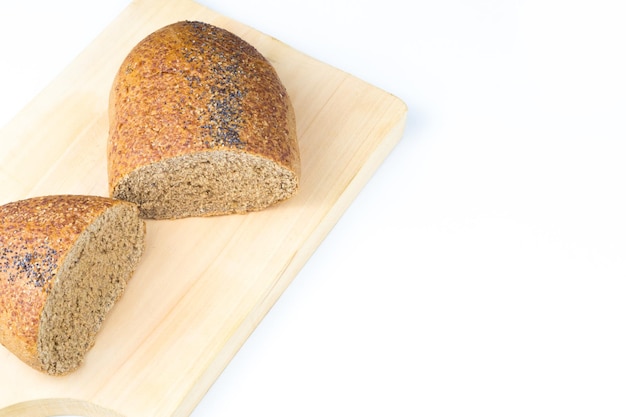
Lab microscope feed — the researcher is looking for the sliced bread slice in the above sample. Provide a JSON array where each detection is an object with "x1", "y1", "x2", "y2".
[{"x1": 0, "y1": 195, "x2": 145, "y2": 375}]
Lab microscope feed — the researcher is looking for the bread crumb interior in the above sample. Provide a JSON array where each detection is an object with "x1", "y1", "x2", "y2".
[
  {"x1": 113, "y1": 150, "x2": 298, "y2": 219},
  {"x1": 37, "y1": 204, "x2": 144, "y2": 375}
]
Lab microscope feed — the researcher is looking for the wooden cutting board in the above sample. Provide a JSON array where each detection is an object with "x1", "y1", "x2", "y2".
[{"x1": 0, "y1": 0, "x2": 407, "y2": 416}]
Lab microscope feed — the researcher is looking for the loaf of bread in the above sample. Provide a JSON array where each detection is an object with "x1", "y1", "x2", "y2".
[
  {"x1": 108, "y1": 20, "x2": 301, "y2": 219},
  {"x1": 0, "y1": 195, "x2": 145, "y2": 375}
]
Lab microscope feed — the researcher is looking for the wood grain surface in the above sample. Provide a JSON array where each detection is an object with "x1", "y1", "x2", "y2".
[{"x1": 0, "y1": 0, "x2": 406, "y2": 416}]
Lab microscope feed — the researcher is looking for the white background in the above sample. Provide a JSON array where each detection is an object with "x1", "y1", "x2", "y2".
[{"x1": 1, "y1": 0, "x2": 626, "y2": 416}]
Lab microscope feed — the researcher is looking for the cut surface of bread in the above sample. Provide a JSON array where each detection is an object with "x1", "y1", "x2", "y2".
[
  {"x1": 114, "y1": 150, "x2": 298, "y2": 219},
  {"x1": 108, "y1": 20, "x2": 300, "y2": 219},
  {"x1": 0, "y1": 195, "x2": 145, "y2": 375}
]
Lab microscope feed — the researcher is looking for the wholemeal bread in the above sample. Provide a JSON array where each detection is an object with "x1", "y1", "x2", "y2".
[
  {"x1": 0, "y1": 195, "x2": 145, "y2": 375},
  {"x1": 108, "y1": 20, "x2": 300, "y2": 219}
]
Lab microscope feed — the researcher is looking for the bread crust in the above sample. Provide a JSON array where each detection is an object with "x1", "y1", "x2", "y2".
[
  {"x1": 0, "y1": 195, "x2": 143, "y2": 374},
  {"x1": 108, "y1": 21, "x2": 300, "y2": 211}
]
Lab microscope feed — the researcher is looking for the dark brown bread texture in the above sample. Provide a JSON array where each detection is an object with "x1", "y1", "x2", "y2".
[
  {"x1": 0, "y1": 195, "x2": 145, "y2": 375},
  {"x1": 108, "y1": 20, "x2": 301, "y2": 219}
]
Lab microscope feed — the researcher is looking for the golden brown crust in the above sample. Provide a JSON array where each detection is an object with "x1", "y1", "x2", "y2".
[
  {"x1": 107, "y1": 20, "x2": 300, "y2": 200},
  {"x1": 0, "y1": 195, "x2": 136, "y2": 372}
]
